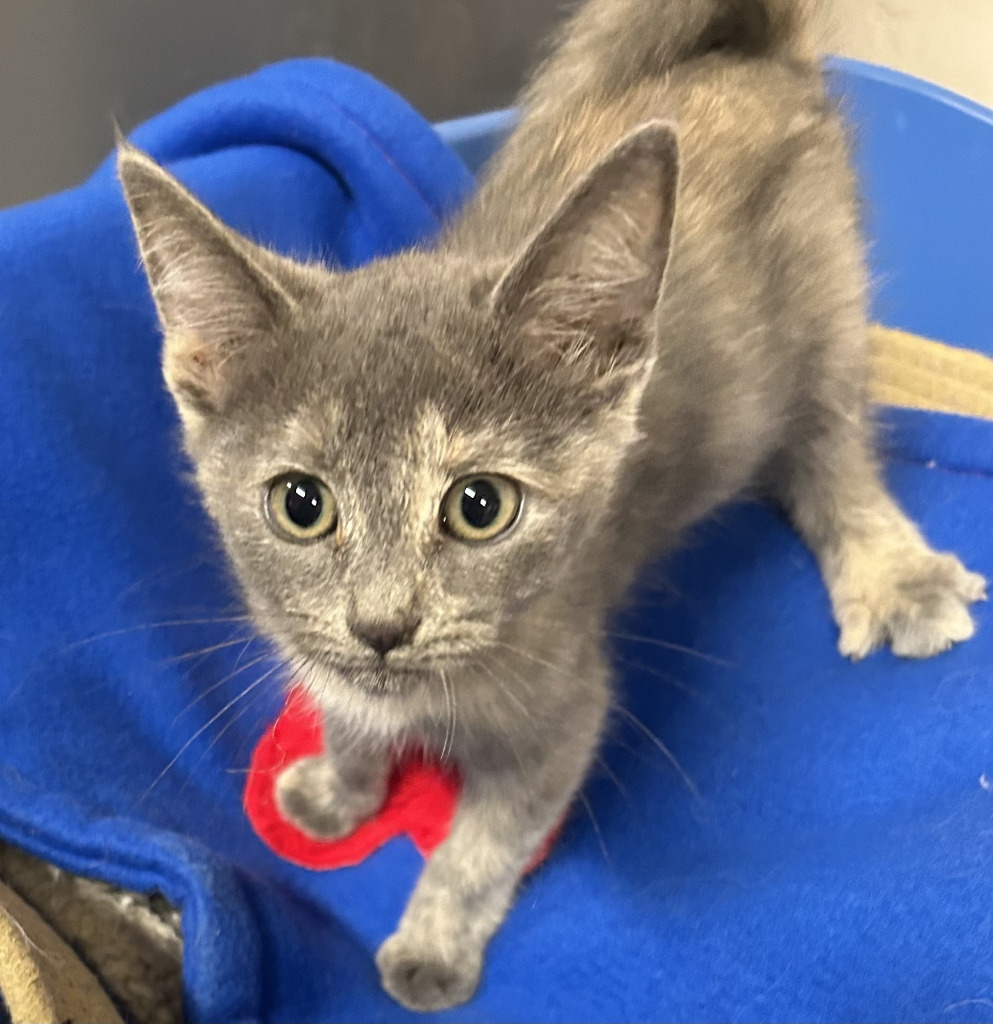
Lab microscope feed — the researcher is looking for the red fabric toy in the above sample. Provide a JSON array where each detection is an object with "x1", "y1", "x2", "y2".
[{"x1": 244, "y1": 687, "x2": 558, "y2": 871}]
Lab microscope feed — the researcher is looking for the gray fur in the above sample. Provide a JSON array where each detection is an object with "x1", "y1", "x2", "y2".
[{"x1": 118, "y1": 0, "x2": 984, "y2": 1011}]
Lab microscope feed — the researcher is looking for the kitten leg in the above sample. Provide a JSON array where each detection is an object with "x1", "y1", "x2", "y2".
[
  {"x1": 275, "y1": 722, "x2": 388, "y2": 840},
  {"x1": 376, "y1": 687, "x2": 606, "y2": 1011},
  {"x1": 775, "y1": 421, "x2": 986, "y2": 659}
]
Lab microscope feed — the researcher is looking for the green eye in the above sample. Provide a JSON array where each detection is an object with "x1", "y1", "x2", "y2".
[
  {"x1": 266, "y1": 474, "x2": 338, "y2": 542},
  {"x1": 441, "y1": 474, "x2": 522, "y2": 543}
]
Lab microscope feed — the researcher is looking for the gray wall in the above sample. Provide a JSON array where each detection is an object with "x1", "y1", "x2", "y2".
[{"x1": 0, "y1": 0, "x2": 561, "y2": 209}]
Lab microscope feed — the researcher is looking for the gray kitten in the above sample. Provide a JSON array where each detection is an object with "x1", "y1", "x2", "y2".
[{"x1": 118, "y1": 0, "x2": 985, "y2": 1011}]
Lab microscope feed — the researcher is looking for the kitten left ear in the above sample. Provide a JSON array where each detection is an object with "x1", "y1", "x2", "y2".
[
  {"x1": 492, "y1": 121, "x2": 679, "y2": 391},
  {"x1": 117, "y1": 143, "x2": 296, "y2": 425}
]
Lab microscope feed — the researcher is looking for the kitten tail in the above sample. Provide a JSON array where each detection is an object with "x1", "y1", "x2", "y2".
[{"x1": 526, "y1": 0, "x2": 820, "y2": 107}]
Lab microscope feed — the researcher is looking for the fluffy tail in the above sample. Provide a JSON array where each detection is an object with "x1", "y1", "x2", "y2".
[{"x1": 526, "y1": 0, "x2": 818, "y2": 105}]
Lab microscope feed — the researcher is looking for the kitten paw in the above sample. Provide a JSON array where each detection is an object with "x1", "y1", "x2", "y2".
[
  {"x1": 834, "y1": 548, "x2": 986, "y2": 660},
  {"x1": 376, "y1": 932, "x2": 481, "y2": 1012},
  {"x1": 274, "y1": 755, "x2": 379, "y2": 840}
]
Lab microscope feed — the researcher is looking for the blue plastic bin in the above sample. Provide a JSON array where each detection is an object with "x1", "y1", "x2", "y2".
[{"x1": 436, "y1": 58, "x2": 993, "y2": 358}]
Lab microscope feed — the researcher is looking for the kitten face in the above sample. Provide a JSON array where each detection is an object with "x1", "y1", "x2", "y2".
[
  {"x1": 188, "y1": 256, "x2": 633, "y2": 696},
  {"x1": 117, "y1": 124, "x2": 678, "y2": 702}
]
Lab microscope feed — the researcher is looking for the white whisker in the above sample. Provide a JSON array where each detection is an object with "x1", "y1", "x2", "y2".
[
  {"x1": 140, "y1": 659, "x2": 287, "y2": 803},
  {"x1": 172, "y1": 649, "x2": 276, "y2": 722},
  {"x1": 612, "y1": 702, "x2": 699, "y2": 798},
  {"x1": 440, "y1": 669, "x2": 457, "y2": 764},
  {"x1": 158, "y1": 633, "x2": 257, "y2": 668},
  {"x1": 50, "y1": 615, "x2": 255, "y2": 657},
  {"x1": 578, "y1": 790, "x2": 611, "y2": 865},
  {"x1": 593, "y1": 753, "x2": 629, "y2": 801},
  {"x1": 608, "y1": 630, "x2": 730, "y2": 667}
]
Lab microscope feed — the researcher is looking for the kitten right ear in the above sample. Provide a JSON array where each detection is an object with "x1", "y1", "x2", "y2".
[
  {"x1": 491, "y1": 122, "x2": 679, "y2": 396},
  {"x1": 117, "y1": 144, "x2": 294, "y2": 423}
]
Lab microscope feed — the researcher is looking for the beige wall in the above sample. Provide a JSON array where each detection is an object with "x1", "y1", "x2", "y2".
[
  {"x1": 0, "y1": 1, "x2": 988, "y2": 210},
  {"x1": 0, "y1": 0, "x2": 563, "y2": 209},
  {"x1": 818, "y1": 0, "x2": 993, "y2": 109}
]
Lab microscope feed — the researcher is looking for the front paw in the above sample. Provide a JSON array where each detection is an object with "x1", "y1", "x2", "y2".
[
  {"x1": 275, "y1": 755, "x2": 380, "y2": 840},
  {"x1": 376, "y1": 931, "x2": 481, "y2": 1012},
  {"x1": 835, "y1": 548, "x2": 986, "y2": 660}
]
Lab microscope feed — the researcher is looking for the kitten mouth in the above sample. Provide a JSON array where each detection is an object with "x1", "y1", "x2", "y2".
[
  {"x1": 303, "y1": 650, "x2": 447, "y2": 695},
  {"x1": 327, "y1": 654, "x2": 445, "y2": 675},
  {"x1": 289, "y1": 635, "x2": 478, "y2": 694},
  {"x1": 302, "y1": 642, "x2": 472, "y2": 675},
  {"x1": 338, "y1": 660, "x2": 437, "y2": 697}
]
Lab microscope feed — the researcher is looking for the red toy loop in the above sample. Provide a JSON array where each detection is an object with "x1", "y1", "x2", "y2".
[{"x1": 244, "y1": 687, "x2": 559, "y2": 871}]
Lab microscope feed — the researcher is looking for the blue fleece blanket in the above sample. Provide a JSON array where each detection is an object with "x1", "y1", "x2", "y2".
[{"x1": 1, "y1": 56, "x2": 992, "y2": 1023}]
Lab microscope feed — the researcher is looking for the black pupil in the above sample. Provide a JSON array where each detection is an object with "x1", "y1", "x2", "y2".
[
  {"x1": 284, "y1": 478, "x2": 323, "y2": 529},
  {"x1": 460, "y1": 478, "x2": 500, "y2": 530}
]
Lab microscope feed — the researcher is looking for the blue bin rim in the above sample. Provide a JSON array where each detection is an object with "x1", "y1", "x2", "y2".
[{"x1": 434, "y1": 56, "x2": 993, "y2": 150}]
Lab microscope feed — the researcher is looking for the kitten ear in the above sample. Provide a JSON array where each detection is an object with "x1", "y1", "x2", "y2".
[
  {"x1": 492, "y1": 121, "x2": 679, "y2": 391},
  {"x1": 117, "y1": 144, "x2": 295, "y2": 422}
]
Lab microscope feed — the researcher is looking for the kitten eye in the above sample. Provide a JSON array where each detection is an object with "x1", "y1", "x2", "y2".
[
  {"x1": 441, "y1": 474, "x2": 522, "y2": 543},
  {"x1": 265, "y1": 474, "x2": 338, "y2": 542}
]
